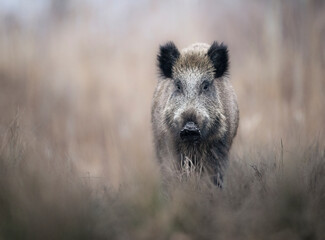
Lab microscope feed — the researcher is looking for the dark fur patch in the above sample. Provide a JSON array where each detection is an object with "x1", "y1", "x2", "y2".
[
  {"x1": 207, "y1": 41, "x2": 229, "y2": 78},
  {"x1": 201, "y1": 116, "x2": 222, "y2": 141},
  {"x1": 157, "y1": 42, "x2": 180, "y2": 79},
  {"x1": 181, "y1": 110, "x2": 198, "y2": 127}
]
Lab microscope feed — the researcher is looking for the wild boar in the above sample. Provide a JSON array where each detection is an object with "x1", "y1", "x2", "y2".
[{"x1": 151, "y1": 41, "x2": 239, "y2": 186}]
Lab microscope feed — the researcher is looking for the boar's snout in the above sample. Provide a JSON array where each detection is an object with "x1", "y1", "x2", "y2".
[{"x1": 180, "y1": 121, "x2": 201, "y2": 142}]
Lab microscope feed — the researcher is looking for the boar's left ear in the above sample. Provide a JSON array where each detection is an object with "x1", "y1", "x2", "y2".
[
  {"x1": 157, "y1": 41, "x2": 180, "y2": 79},
  {"x1": 207, "y1": 41, "x2": 229, "y2": 78}
]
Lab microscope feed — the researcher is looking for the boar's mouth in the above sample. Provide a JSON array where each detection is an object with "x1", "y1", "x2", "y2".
[{"x1": 180, "y1": 122, "x2": 201, "y2": 142}]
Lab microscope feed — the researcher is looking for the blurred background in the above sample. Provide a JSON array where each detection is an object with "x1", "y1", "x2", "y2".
[{"x1": 0, "y1": 0, "x2": 324, "y2": 187}]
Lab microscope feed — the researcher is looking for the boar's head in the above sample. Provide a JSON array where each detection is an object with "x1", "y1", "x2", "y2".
[{"x1": 157, "y1": 42, "x2": 229, "y2": 146}]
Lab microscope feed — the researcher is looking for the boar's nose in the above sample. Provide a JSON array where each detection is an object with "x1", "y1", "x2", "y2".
[{"x1": 180, "y1": 122, "x2": 201, "y2": 142}]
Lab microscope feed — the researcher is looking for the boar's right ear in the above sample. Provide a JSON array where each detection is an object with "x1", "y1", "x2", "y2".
[{"x1": 157, "y1": 41, "x2": 180, "y2": 79}]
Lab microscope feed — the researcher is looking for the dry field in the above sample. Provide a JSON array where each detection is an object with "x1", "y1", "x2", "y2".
[{"x1": 0, "y1": 1, "x2": 324, "y2": 239}]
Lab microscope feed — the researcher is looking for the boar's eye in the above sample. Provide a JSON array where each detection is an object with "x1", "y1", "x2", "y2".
[
  {"x1": 175, "y1": 80, "x2": 182, "y2": 92},
  {"x1": 201, "y1": 81, "x2": 210, "y2": 92}
]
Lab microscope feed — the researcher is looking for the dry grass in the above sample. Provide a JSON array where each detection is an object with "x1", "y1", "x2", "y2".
[
  {"x1": 0, "y1": 1, "x2": 324, "y2": 239},
  {"x1": 1, "y1": 115, "x2": 324, "y2": 240}
]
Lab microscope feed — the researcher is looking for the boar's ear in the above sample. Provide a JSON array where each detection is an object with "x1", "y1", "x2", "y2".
[
  {"x1": 157, "y1": 41, "x2": 180, "y2": 79},
  {"x1": 207, "y1": 41, "x2": 229, "y2": 78}
]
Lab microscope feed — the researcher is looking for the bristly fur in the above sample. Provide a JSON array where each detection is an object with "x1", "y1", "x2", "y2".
[
  {"x1": 152, "y1": 41, "x2": 239, "y2": 188},
  {"x1": 157, "y1": 41, "x2": 180, "y2": 79},
  {"x1": 207, "y1": 41, "x2": 229, "y2": 78}
]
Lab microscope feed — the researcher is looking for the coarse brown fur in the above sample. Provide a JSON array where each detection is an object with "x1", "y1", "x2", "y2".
[{"x1": 152, "y1": 42, "x2": 239, "y2": 186}]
